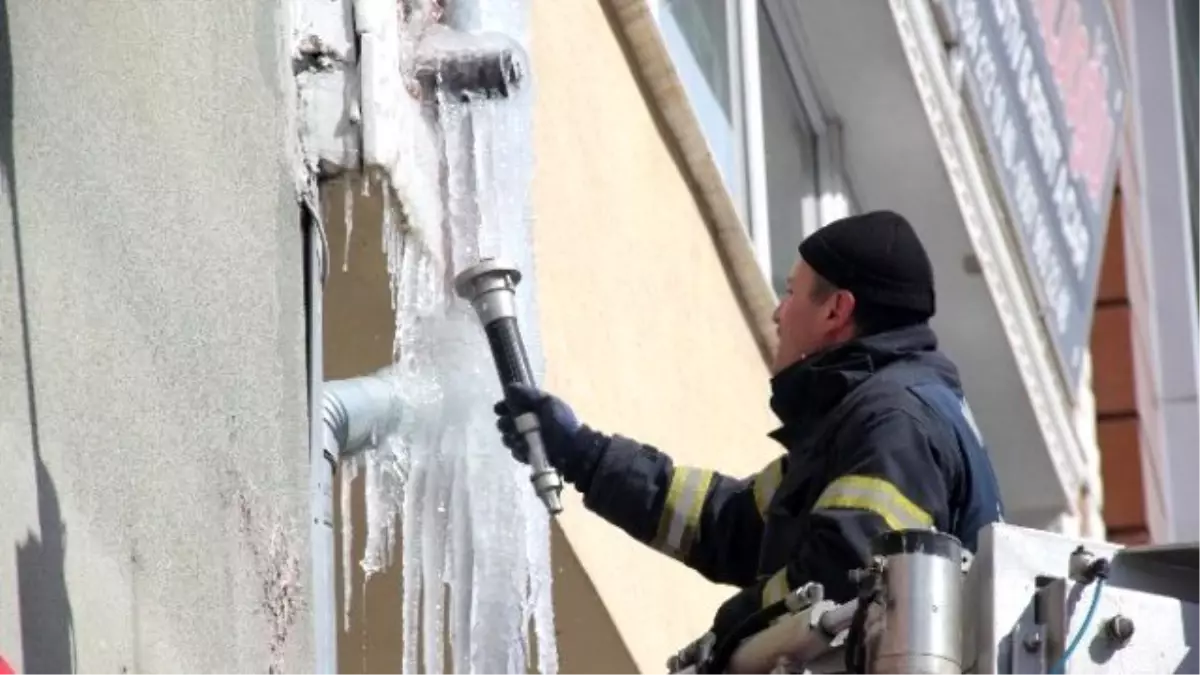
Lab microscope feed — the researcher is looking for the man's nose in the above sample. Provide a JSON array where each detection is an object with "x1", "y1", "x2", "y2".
[{"x1": 772, "y1": 304, "x2": 781, "y2": 325}]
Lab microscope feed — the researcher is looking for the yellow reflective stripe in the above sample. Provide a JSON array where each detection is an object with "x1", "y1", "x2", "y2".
[
  {"x1": 812, "y1": 475, "x2": 933, "y2": 531},
  {"x1": 752, "y1": 457, "x2": 785, "y2": 517},
  {"x1": 761, "y1": 567, "x2": 790, "y2": 608},
  {"x1": 653, "y1": 467, "x2": 715, "y2": 560}
]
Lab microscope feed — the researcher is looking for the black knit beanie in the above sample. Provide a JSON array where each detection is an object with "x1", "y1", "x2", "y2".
[{"x1": 798, "y1": 210, "x2": 936, "y2": 317}]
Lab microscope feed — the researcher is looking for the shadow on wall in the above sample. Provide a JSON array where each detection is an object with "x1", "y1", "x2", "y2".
[{"x1": 0, "y1": 2, "x2": 77, "y2": 672}]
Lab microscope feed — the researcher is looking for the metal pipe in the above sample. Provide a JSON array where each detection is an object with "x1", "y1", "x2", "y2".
[
  {"x1": 309, "y1": 370, "x2": 403, "y2": 675},
  {"x1": 306, "y1": 206, "x2": 403, "y2": 673},
  {"x1": 305, "y1": 208, "x2": 337, "y2": 675},
  {"x1": 322, "y1": 373, "x2": 403, "y2": 458},
  {"x1": 868, "y1": 530, "x2": 965, "y2": 674},
  {"x1": 726, "y1": 599, "x2": 857, "y2": 673}
]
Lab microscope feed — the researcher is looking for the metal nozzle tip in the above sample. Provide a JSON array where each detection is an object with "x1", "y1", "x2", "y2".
[
  {"x1": 540, "y1": 492, "x2": 563, "y2": 516},
  {"x1": 453, "y1": 258, "x2": 521, "y2": 300},
  {"x1": 532, "y1": 468, "x2": 564, "y2": 516}
]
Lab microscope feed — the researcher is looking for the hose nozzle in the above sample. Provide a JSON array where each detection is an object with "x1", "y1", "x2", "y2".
[{"x1": 455, "y1": 259, "x2": 564, "y2": 516}]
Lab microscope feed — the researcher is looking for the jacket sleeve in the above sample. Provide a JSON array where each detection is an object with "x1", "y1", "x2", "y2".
[
  {"x1": 753, "y1": 407, "x2": 953, "y2": 607},
  {"x1": 576, "y1": 429, "x2": 787, "y2": 588}
]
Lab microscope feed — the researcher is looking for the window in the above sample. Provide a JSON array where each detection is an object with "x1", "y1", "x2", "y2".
[
  {"x1": 653, "y1": 0, "x2": 856, "y2": 296},
  {"x1": 759, "y1": 7, "x2": 818, "y2": 292},
  {"x1": 657, "y1": 1, "x2": 741, "y2": 198}
]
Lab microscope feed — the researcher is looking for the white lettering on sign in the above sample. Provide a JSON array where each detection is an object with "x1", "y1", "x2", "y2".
[
  {"x1": 959, "y1": 0, "x2": 982, "y2": 58},
  {"x1": 1031, "y1": 215, "x2": 1072, "y2": 332},
  {"x1": 1016, "y1": 159, "x2": 1071, "y2": 332},
  {"x1": 955, "y1": 0, "x2": 1077, "y2": 334},
  {"x1": 1013, "y1": 160, "x2": 1040, "y2": 233},
  {"x1": 1003, "y1": 0, "x2": 1090, "y2": 284},
  {"x1": 1014, "y1": 42, "x2": 1062, "y2": 184},
  {"x1": 1053, "y1": 164, "x2": 1089, "y2": 279}
]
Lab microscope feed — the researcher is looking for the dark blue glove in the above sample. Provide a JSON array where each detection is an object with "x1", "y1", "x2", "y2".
[{"x1": 493, "y1": 383, "x2": 605, "y2": 489}]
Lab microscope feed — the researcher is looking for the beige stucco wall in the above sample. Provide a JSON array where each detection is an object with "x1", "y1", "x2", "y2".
[
  {"x1": 530, "y1": 0, "x2": 780, "y2": 671},
  {"x1": 326, "y1": 1, "x2": 780, "y2": 672},
  {"x1": 0, "y1": 1, "x2": 313, "y2": 671}
]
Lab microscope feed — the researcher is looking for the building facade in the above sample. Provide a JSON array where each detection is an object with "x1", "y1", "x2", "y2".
[
  {"x1": 335, "y1": 0, "x2": 1126, "y2": 670},
  {"x1": 1, "y1": 0, "x2": 1145, "y2": 672},
  {"x1": 1092, "y1": 0, "x2": 1198, "y2": 546}
]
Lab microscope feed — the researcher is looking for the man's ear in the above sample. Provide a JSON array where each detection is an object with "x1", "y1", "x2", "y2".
[{"x1": 828, "y1": 289, "x2": 857, "y2": 327}]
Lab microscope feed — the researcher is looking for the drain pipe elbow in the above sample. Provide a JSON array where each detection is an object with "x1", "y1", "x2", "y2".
[
  {"x1": 310, "y1": 371, "x2": 399, "y2": 675},
  {"x1": 322, "y1": 372, "x2": 402, "y2": 461}
]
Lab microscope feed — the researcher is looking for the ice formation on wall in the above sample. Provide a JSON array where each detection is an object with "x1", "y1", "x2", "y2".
[{"x1": 295, "y1": 0, "x2": 557, "y2": 672}]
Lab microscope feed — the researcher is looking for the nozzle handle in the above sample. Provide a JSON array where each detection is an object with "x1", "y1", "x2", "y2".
[
  {"x1": 483, "y1": 317, "x2": 535, "y2": 390},
  {"x1": 515, "y1": 413, "x2": 564, "y2": 515},
  {"x1": 482, "y1": 315, "x2": 565, "y2": 516}
]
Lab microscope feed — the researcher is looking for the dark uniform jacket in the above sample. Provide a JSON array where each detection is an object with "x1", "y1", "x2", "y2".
[{"x1": 570, "y1": 323, "x2": 1004, "y2": 620}]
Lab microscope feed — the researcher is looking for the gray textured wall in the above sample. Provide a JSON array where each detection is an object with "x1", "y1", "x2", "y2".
[{"x1": 0, "y1": 1, "x2": 313, "y2": 672}]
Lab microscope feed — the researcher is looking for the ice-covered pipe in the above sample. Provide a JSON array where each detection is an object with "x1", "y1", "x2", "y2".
[
  {"x1": 305, "y1": 208, "x2": 337, "y2": 675},
  {"x1": 322, "y1": 373, "x2": 403, "y2": 459},
  {"x1": 310, "y1": 372, "x2": 402, "y2": 674},
  {"x1": 305, "y1": 203, "x2": 401, "y2": 674}
]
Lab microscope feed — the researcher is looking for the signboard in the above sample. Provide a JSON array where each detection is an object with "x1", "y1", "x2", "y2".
[{"x1": 950, "y1": 0, "x2": 1126, "y2": 389}]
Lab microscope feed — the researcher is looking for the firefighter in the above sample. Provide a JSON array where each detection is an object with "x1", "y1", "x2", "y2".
[{"x1": 493, "y1": 210, "x2": 1004, "y2": 648}]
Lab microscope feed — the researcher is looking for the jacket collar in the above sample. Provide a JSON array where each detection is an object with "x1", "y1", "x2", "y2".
[{"x1": 767, "y1": 323, "x2": 939, "y2": 447}]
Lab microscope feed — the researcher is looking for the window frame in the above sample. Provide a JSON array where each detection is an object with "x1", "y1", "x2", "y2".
[
  {"x1": 652, "y1": 0, "x2": 859, "y2": 293},
  {"x1": 760, "y1": 0, "x2": 859, "y2": 232}
]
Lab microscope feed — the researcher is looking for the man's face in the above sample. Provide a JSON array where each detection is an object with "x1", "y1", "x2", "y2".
[{"x1": 771, "y1": 259, "x2": 857, "y2": 374}]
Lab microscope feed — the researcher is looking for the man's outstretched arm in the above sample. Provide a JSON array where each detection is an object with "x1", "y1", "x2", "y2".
[
  {"x1": 494, "y1": 383, "x2": 784, "y2": 589},
  {"x1": 582, "y1": 430, "x2": 786, "y2": 588}
]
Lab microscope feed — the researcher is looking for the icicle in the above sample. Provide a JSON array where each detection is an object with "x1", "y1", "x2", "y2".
[
  {"x1": 447, "y1": 99, "x2": 492, "y2": 277},
  {"x1": 466, "y1": 423, "x2": 527, "y2": 673},
  {"x1": 527, "y1": 487, "x2": 558, "y2": 674},
  {"x1": 380, "y1": 450, "x2": 399, "y2": 571},
  {"x1": 399, "y1": 435, "x2": 426, "y2": 675},
  {"x1": 360, "y1": 454, "x2": 385, "y2": 577},
  {"x1": 343, "y1": 177, "x2": 355, "y2": 272},
  {"x1": 472, "y1": 101, "x2": 498, "y2": 259},
  {"x1": 341, "y1": 455, "x2": 360, "y2": 632},
  {"x1": 420, "y1": 426, "x2": 451, "y2": 673},
  {"x1": 345, "y1": 1, "x2": 557, "y2": 672},
  {"x1": 447, "y1": 441, "x2": 474, "y2": 674}
]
